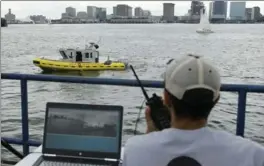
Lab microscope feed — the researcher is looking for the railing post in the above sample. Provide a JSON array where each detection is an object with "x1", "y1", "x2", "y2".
[
  {"x1": 236, "y1": 90, "x2": 247, "y2": 137},
  {"x1": 20, "y1": 79, "x2": 29, "y2": 156}
]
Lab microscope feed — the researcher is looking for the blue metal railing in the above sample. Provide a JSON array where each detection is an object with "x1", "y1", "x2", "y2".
[{"x1": 1, "y1": 73, "x2": 264, "y2": 156}]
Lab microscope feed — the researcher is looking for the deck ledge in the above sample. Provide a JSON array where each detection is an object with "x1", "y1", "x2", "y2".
[{"x1": 15, "y1": 145, "x2": 125, "y2": 166}]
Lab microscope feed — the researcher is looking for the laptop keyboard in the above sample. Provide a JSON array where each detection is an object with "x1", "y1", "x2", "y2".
[{"x1": 40, "y1": 161, "x2": 111, "y2": 166}]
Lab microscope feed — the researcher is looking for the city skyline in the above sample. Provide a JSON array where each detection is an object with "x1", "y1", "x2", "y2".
[
  {"x1": 2, "y1": 1, "x2": 264, "y2": 19},
  {"x1": 49, "y1": 108, "x2": 119, "y2": 126}
]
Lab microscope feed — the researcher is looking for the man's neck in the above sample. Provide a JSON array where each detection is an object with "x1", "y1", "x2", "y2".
[{"x1": 171, "y1": 118, "x2": 207, "y2": 130}]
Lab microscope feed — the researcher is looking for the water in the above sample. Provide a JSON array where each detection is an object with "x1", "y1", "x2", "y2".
[{"x1": 1, "y1": 24, "x2": 264, "y2": 159}]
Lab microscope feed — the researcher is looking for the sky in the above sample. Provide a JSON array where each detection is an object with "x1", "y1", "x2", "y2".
[{"x1": 1, "y1": 1, "x2": 264, "y2": 19}]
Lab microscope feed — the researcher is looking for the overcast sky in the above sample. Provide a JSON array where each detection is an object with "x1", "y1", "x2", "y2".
[{"x1": 1, "y1": 1, "x2": 264, "y2": 19}]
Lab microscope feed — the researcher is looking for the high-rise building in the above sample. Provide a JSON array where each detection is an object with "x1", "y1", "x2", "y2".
[
  {"x1": 209, "y1": 1, "x2": 227, "y2": 20},
  {"x1": 116, "y1": 4, "x2": 132, "y2": 17},
  {"x1": 143, "y1": 10, "x2": 151, "y2": 17},
  {"x1": 128, "y1": 6, "x2": 132, "y2": 17},
  {"x1": 245, "y1": 8, "x2": 252, "y2": 20},
  {"x1": 97, "y1": 8, "x2": 107, "y2": 21},
  {"x1": 5, "y1": 9, "x2": 16, "y2": 23},
  {"x1": 96, "y1": 8, "x2": 101, "y2": 19},
  {"x1": 113, "y1": 7, "x2": 117, "y2": 16},
  {"x1": 229, "y1": 2, "x2": 246, "y2": 20},
  {"x1": 30, "y1": 15, "x2": 46, "y2": 24},
  {"x1": 163, "y1": 3, "x2": 175, "y2": 22},
  {"x1": 135, "y1": 7, "x2": 144, "y2": 17},
  {"x1": 66, "y1": 7, "x2": 76, "y2": 17},
  {"x1": 61, "y1": 13, "x2": 69, "y2": 18},
  {"x1": 191, "y1": 1, "x2": 204, "y2": 16},
  {"x1": 87, "y1": 6, "x2": 97, "y2": 19},
  {"x1": 87, "y1": 6, "x2": 107, "y2": 20},
  {"x1": 251, "y1": 6, "x2": 261, "y2": 21},
  {"x1": 188, "y1": 9, "x2": 192, "y2": 16},
  {"x1": 77, "y1": 11, "x2": 88, "y2": 19}
]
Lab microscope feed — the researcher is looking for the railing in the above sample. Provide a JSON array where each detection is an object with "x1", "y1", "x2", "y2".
[{"x1": 1, "y1": 73, "x2": 264, "y2": 157}]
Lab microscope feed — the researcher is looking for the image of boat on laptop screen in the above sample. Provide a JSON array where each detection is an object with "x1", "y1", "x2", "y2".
[{"x1": 45, "y1": 107, "x2": 121, "y2": 153}]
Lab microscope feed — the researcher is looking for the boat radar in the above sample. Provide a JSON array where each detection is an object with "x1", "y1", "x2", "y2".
[{"x1": 85, "y1": 42, "x2": 99, "y2": 50}]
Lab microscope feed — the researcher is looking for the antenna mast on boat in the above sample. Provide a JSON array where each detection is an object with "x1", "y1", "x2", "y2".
[
  {"x1": 97, "y1": 36, "x2": 102, "y2": 45},
  {"x1": 84, "y1": 38, "x2": 89, "y2": 49}
]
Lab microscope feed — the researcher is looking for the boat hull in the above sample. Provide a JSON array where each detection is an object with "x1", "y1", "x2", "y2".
[
  {"x1": 33, "y1": 58, "x2": 127, "y2": 72},
  {"x1": 196, "y1": 30, "x2": 214, "y2": 34}
]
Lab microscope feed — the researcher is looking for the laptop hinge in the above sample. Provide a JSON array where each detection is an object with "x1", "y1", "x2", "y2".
[
  {"x1": 43, "y1": 153, "x2": 56, "y2": 157},
  {"x1": 43, "y1": 154, "x2": 119, "y2": 162},
  {"x1": 104, "y1": 158, "x2": 119, "y2": 162}
]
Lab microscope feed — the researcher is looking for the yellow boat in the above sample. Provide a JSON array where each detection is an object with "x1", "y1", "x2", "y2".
[{"x1": 33, "y1": 42, "x2": 128, "y2": 72}]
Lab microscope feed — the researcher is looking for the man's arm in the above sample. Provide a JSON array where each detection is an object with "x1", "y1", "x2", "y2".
[
  {"x1": 145, "y1": 106, "x2": 158, "y2": 133},
  {"x1": 251, "y1": 142, "x2": 264, "y2": 166},
  {"x1": 256, "y1": 147, "x2": 264, "y2": 166}
]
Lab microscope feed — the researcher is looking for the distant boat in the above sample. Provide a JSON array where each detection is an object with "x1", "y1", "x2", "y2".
[
  {"x1": 47, "y1": 19, "x2": 52, "y2": 25},
  {"x1": 196, "y1": 8, "x2": 214, "y2": 34}
]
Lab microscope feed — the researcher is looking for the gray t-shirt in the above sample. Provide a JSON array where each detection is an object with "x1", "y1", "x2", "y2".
[{"x1": 122, "y1": 127, "x2": 264, "y2": 166}]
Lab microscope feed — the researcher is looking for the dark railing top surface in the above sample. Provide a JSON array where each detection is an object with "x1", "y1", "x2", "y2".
[{"x1": 2, "y1": 73, "x2": 264, "y2": 93}]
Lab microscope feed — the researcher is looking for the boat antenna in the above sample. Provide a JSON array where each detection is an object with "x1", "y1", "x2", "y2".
[
  {"x1": 96, "y1": 36, "x2": 102, "y2": 45},
  {"x1": 84, "y1": 38, "x2": 89, "y2": 49}
]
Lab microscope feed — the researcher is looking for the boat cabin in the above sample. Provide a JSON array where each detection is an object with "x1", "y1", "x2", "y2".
[{"x1": 59, "y1": 43, "x2": 100, "y2": 63}]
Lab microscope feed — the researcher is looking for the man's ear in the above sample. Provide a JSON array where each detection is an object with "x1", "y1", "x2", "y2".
[
  {"x1": 213, "y1": 94, "x2": 220, "y2": 106},
  {"x1": 164, "y1": 90, "x2": 175, "y2": 120},
  {"x1": 163, "y1": 90, "x2": 171, "y2": 107}
]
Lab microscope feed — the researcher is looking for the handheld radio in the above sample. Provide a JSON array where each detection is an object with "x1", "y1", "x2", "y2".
[{"x1": 130, "y1": 65, "x2": 171, "y2": 130}]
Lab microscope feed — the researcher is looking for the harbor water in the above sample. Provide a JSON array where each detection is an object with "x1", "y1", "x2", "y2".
[{"x1": 1, "y1": 24, "x2": 264, "y2": 159}]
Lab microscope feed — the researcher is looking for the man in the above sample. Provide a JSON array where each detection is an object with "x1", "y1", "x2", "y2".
[{"x1": 122, "y1": 54, "x2": 264, "y2": 166}]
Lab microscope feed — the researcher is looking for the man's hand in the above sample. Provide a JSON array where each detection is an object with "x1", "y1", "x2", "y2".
[{"x1": 145, "y1": 106, "x2": 158, "y2": 133}]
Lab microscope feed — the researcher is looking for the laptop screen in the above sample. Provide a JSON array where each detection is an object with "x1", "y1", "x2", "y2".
[{"x1": 43, "y1": 103, "x2": 123, "y2": 158}]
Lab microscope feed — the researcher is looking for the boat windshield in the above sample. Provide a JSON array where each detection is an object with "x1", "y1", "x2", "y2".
[{"x1": 59, "y1": 50, "x2": 68, "y2": 59}]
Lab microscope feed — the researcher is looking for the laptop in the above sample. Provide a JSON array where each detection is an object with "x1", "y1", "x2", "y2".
[{"x1": 35, "y1": 102, "x2": 123, "y2": 166}]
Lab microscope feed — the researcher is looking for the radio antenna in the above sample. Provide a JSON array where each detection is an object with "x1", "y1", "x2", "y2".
[{"x1": 130, "y1": 65, "x2": 150, "y2": 101}]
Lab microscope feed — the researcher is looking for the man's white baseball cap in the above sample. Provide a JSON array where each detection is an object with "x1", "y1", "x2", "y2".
[{"x1": 164, "y1": 54, "x2": 221, "y2": 104}]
